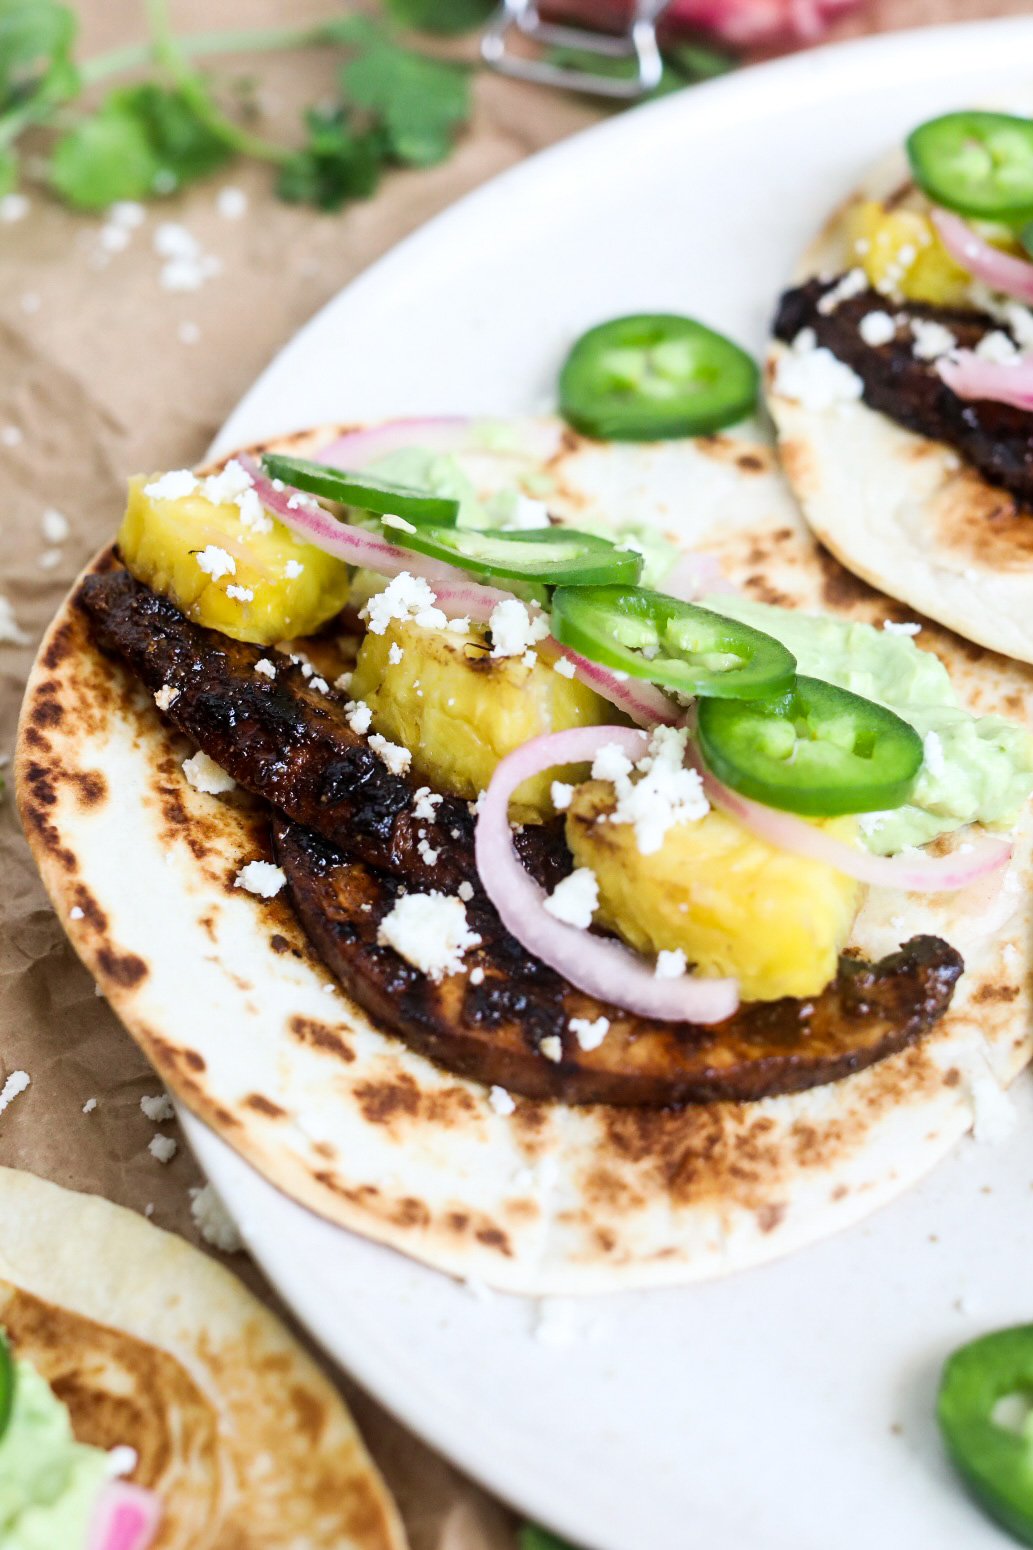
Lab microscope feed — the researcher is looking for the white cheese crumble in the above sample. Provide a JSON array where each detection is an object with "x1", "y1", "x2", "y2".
[
  {"x1": 182, "y1": 750, "x2": 235, "y2": 795},
  {"x1": 41, "y1": 506, "x2": 69, "y2": 544},
  {"x1": 445, "y1": 616, "x2": 471, "y2": 634},
  {"x1": 365, "y1": 572, "x2": 445, "y2": 635},
  {"x1": 202, "y1": 459, "x2": 253, "y2": 506},
  {"x1": 195, "y1": 545, "x2": 235, "y2": 581},
  {"x1": 284, "y1": 558, "x2": 304, "y2": 579},
  {"x1": 0, "y1": 193, "x2": 29, "y2": 223},
  {"x1": 216, "y1": 185, "x2": 248, "y2": 220},
  {"x1": 858, "y1": 310, "x2": 896, "y2": 347},
  {"x1": 543, "y1": 868, "x2": 598, "y2": 929},
  {"x1": 38, "y1": 549, "x2": 61, "y2": 571},
  {"x1": 923, "y1": 729, "x2": 946, "y2": 780},
  {"x1": 225, "y1": 584, "x2": 254, "y2": 602},
  {"x1": 503, "y1": 494, "x2": 551, "y2": 530},
  {"x1": 0, "y1": 1071, "x2": 29, "y2": 1114},
  {"x1": 539, "y1": 1035, "x2": 563, "y2": 1063},
  {"x1": 606, "y1": 724, "x2": 709, "y2": 855},
  {"x1": 591, "y1": 743, "x2": 634, "y2": 783},
  {"x1": 773, "y1": 328, "x2": 864, "y2": 409},
  {"x1": 107, "y1": 1446, "x2": 138, "y2": 1478},
  {"x1": 911, "y1": 319, "x2": 957, "y2": 361},
  {"x1": 883, "y1": 620, "x2": 922, "y2": 636},
  {"x1": 522, "y1": 649, "x2": 537, "y2": 669},
  {"x1": 254, "y1": 658, "x2": 276, "y2": 679},
  {"x1": 234, "y1": 861, "x2": 287, "y2": 898},
  {"x1": 488, "y1": 598, "x2": 551, "y2": 659},
  {"x1": 382, "y1": 513, "x2": 417, "y2": 534},
  {"x1": 553, "y1": 656, "x2": 576, "y2": 678},
  {"x1": 376, "y1": 892, "x2": 481, "y2": 980},
  {"x1": 569, "y1": 1015, "x2": 609, "y2": 1051},
  {"x1": 144, "y1": 468, "x2": 197, "y2": 501},
  {"x1": 655, "y1": 948, "x2": 688, "y2": 979},
  {"x1": 817, "y1": 267, "x2": 868, "y2": 314},
  {"x1": 551, "y1": 781, "x2": 574, "y2": 811},
  {"x1": 413, "y1": 787, "x2": 443, "y2": 821},
  {"x1": 238, "y1": 489, "x2": 272, "y2": 533},
  {"x1": 458, "y1": 880, "x2": 474, "y2": 902},
  {"x1": 69, "y1": 907, "x2": 84, "y2": 921},
  {"x1": 417, "y1": 837, "x2": 439, "y2": 866},
  {"x1": 369, "y1": 733, "x2": 412, "y2": 775},
  {"x1": 388, "y1": 642, "x2": 404, "y2": 665},
  {"x1": 470, "y1": 966, "x2": 485, "y2": 985},
  {"x1": 140, "y1": 1093, "x2": 174, "y2": 1123},
  {"x1": 189, "y1": 1182, "x2": 243, "y2": 1251},
  {"x1": 309, "y1": 677, "x2": 330, "y2": 695},
  {"x1": 334, "y1": 671, "x2": 353, "y2": 693},
  {"x1": 489, "y1": 1085, "x2": 516, "y2": 1115},
  {"x1": 0, "y1": 595, "x2": 28, "y2": 644},
  {"x1": 344, "y1": 699, "x2": 373, "y2": 735},
  {"x1": 82, "y1": 1098, "x2": 97, "y2": 1113},
  {"x1": 154, "y1": 684, "x2": 180, "y2": 711},
  {"x1": 0, "y1": 425, "x2": 22, "y2": 447},
  {"x1": 974, "y1": 329, "x2": 1019, "y2": 364},
  {"x1": 148, "y1": 1134, "x2": 177, "y2": 1164}
]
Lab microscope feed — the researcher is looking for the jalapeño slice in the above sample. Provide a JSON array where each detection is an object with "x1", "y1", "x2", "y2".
[
  {"x1": 938, "y1": 1326, "x2": 1033, "y2": 1547},
  {"x1": 261, "y1": 452, "x2": 460, "y2": 526},
  {"x1": 550, "y1": 586, "x2": 796, "y2": 700},
  {"x1": 0, "y1": 1328, "x2": 13, "y2": 1443},
  {"x1": 697, "y1": 676, "x2": 923, "y2": 817},
  {"x1": 907, "y1": 110, "x2": 1033, "y2": 221},
  {"x1": 387, "y1": 525, "x2": 643, "y2": 585},
  {"x1": 558, "y1": 313, "x2": 759, "y2": 441}
]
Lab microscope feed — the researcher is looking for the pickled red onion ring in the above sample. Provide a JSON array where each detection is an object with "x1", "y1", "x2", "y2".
[
  {"x1": 686, "y1": 743, "x2": 1011, "y2": 892},
  {"x1": 88, "y1": 1482, "x2": 162, "y2": 1550},
  {"x1": 936, "y1": 350, "x2": 1033, "y2": 410},
  {"x1": 429, "y1": 583, "x2": 679, "y2": 727},
  {"x1": 475, "y1": 726, "x2": 740, "y2": 1024},
  {"x1": 239, "y1": 455, "x2": 466, "y2": 585},
  {"x1": 932, "y1": 208, "x2": 1033, "y2": 305},
  {"x1": 313, "y1": 416, "x2": 564, "y2": 470}
]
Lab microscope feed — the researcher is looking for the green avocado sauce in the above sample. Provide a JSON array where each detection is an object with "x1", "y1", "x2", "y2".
[
  {"x1": 0, "y1": 1356, "x2": 112, "y2": 1548},
  {"x1": 699, "y1": 595, "x2": 1033, "y2": 854}
]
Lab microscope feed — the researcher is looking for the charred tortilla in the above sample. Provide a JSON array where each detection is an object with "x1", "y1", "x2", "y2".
[
  {"x1": 16, "y1": 420, "x2": 1033, "y2": 1293},
  {"x1": 767, "y1": 144, "x2": 1033, "y2": 666},
  {"x1": 0, "y1": 1167, "x2": 405, "y2": 1549}
]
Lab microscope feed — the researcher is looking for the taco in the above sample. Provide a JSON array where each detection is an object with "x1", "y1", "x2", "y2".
[
  {"x1": 0, "y1": 1165, "x2": 405, "y2": 1549},
  {"x1": 15, "y1": 417, "x2": 1033, "y2": 1294},
  {"x1": 767, "y1": 108, "x2": 1033, "y2": 665}
]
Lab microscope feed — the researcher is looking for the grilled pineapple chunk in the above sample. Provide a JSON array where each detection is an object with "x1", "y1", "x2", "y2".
[
  {"x1": 845, "y1": 199, "x2": 973, "y2": 306},
  {"x1": 351, "y1": 618, "x2": 613, "y2": 821},
  {"x1": 566, "y1": 781, "x2": 862, "y2": 1001},
  {"x1": 118, "y1": 473, "x2": 353, "y2": 645}
]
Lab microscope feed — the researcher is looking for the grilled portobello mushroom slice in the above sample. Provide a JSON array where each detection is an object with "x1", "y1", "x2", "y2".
[{"x1": 274, "y1": 818, "x2": 964, "y2": 1108}]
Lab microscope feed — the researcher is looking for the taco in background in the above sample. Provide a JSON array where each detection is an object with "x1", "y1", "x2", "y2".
[
  {"x1": 0, "y1": 1166, "x2": 406, "y2": 1550},
  {"x1": 767, "y1": 108, "x2": 1033, "y2": 666}
]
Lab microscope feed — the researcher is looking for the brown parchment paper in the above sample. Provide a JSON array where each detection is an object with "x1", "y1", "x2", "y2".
[{"x1": 0, "y1": 0, "x2": 1022, "y2": 1544}]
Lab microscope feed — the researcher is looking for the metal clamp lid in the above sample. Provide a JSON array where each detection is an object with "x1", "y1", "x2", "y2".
[{"x1": 481, "y1": 1, "x2": 673, "y2": 99}]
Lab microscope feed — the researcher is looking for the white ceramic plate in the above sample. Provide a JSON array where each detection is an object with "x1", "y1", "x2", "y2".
[{"x1": 185, "y1": 21, "x2": 1033, "y2": 1549}]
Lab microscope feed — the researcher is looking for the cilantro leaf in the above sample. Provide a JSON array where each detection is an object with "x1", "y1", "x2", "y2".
[
  {"x1": 49, "y1": 98, "x2": 157, "y2": 208},
  {"x1": 0, "y1": 0, "x2": 77, "y2": 114},
  {"x1": 518, "y1": 1527, "x2": 580, "y2": 1550},
  {"x1": 48, "y1": 83, "x2": 231, "y2": 209},
  {"x1": 277, "y1": 104, "x2": 383, "y2": 211},
  {"x1": 340, "y1": 28, "x2": 470, "y2": 167},
  {"x1": 384, "y1": 0, "x2": 495, "y2": 35}
]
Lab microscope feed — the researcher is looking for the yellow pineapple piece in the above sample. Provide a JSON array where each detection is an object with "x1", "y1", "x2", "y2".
[
  {"x1": 565, "y1": 781, "x2": 862, "y2": 1001},
  {"x1": 845, "y1": 199, "x2": 973, "y2": 306},
  {"x1": 118, "y1": 470, "x2": 353, "y2": 645},
  {"x1": 351, "y1": 617, "x2": 614, "y2": 822}
]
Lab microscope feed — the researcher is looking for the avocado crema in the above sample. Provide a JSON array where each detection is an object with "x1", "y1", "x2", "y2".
[
  {"x1": 701, "y1": 595, "x2": 1033, "y2": 854},
  {"x1": 0, "y1": 1354, "x2": 115, "y2": 1546}
]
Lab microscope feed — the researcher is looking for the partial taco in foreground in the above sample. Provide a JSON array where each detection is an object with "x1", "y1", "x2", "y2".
[
  {"x1": 0, "y1": 1166, "x2": 405, "y2": 1549},
  {"x1": 15, "y1": 418, "x2": 1033, "y2": 1293},
  {"x1": 768, "y1": 108, "x2": 1033, "y2": 666}
]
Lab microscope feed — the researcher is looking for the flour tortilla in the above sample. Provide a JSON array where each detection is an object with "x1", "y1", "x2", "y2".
[
  {"x1": 766, "y1": 144, "x2": 1033, "y2": 667},
  {"x1": 15, "y1": 418, "x2": 1033, "y2": 1295},
  {"x1": 0, "y1": 1166, "x2": 405, "y2": 1548}
]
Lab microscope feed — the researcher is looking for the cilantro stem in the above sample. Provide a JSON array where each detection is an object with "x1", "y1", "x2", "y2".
[
  {"x1": 143, "y1": 0, "x2": 290, "y2": 165},
  {"x1": 78, "y1": 21, "x2": 356, "y2": 90}
]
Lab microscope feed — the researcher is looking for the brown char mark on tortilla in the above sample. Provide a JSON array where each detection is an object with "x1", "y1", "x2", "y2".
[
  {"x1": 274, "y1": 819, "x2": 964, "y2": 1108},
  {"x1": 773, "y1": 278, "x2": 1033, "y2": 507}
]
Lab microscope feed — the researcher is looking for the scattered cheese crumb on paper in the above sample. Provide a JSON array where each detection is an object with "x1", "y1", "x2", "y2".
[
  {"x1": 189, "y1": 1182, "x2": 243, "y2": 1251},
  {"x1": 0, "y1": 1070, "x2": 29, "y2": 1115},
  {"x1": 148, "y1": 1134, "x2": 177, "y2": 1164},
  {"x1": 140, "y1": 1093, "x2": 174, "y2": 1123}
]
